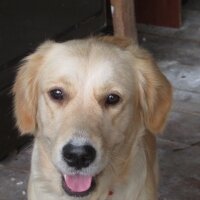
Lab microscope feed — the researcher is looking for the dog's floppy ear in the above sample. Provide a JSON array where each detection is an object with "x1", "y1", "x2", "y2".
[
  {"x1": 132, "y1": 48, "x2": 172, "y2": 134},
  {"x1": 13, "y1": 41, "x2": 54, "y2": 134}
]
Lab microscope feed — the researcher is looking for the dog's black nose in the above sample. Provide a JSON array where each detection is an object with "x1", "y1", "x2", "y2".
[{"x1": 62, "y1": 144, "x2": 96, "y2": 169}]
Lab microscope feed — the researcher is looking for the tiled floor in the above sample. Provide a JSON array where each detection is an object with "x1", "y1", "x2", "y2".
[
  {"x1": 0, "y1": 1, "x2": 200, "y2": 200},
  {"x1": 0, "y1": 145, "x2": 31, "y2": 200},
  {"x1": 137, "y1": 1, "x2": 200, "y2": 199}
]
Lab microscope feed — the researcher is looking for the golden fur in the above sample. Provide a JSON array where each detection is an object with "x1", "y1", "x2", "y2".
[{"x1": 13, "y1": 36, "x2": 172, "y2": 200}]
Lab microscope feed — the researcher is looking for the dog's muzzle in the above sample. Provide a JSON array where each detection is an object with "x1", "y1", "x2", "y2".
[{"x1": 61, "y1": 143, "x2": 97, "y2": 197}]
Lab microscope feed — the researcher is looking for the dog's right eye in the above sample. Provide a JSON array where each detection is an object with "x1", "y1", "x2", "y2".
[{"x1": 49, "y1": 88, "x2": 65, "y2": 101}]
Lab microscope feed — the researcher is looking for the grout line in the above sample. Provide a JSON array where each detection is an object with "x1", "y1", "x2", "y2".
[
  {"x1": 171, "y1": 109, "x2": 200, "y2": 116},
  {"x1": 0, "y1": 166, "x2": 29, "y2": 173},
  {"x1": 173, "y1": 87, "x2": 200, "y2": 95},
  {"x1": 138, "y1": 31, "x2": 200, "y2": 45}
]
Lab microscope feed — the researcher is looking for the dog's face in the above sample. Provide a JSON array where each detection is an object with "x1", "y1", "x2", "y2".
[
  {"x1": 13, "y1": 37, "x2": 172, "y2": 197},
  {"x1": 37, "y1": 39, "x2": 137, "y2": 196}
]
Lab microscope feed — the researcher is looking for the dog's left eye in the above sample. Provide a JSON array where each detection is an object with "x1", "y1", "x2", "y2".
[
  {"x1": 105, "y1": 93, "x2": 121, "y2": 106},
  {"x1": 49, "y1": 88, "x2": 65, "y2": 101}
]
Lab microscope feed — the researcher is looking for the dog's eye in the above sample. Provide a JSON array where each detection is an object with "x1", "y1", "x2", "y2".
[
  {"x1": 49, "y1": 88, "x2": 65, "y2": 101},
  {"x1": 105, "y1": 93, "x2": 121, "y2": 106}
]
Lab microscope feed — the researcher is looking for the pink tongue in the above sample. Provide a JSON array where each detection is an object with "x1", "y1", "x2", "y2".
[{"x1": 64, "y1": 175, "x2": 92, "y2": 193}]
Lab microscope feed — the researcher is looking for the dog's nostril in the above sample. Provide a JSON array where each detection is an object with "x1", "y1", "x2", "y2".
[{"x1": 62, "y1": 144, "x2": 96, "y2": 169}]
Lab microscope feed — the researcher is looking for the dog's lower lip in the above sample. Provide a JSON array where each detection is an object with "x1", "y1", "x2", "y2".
[{"x1": 62, "y1": 175, "x2": 96, "y2": 197}]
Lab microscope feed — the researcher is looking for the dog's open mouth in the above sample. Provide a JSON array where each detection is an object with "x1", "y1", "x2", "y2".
[{"x1": 62, "y1": 174, "x2": 96, "y2": 197}]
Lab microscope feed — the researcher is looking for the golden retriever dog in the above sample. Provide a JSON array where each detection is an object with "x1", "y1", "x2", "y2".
[{"x1": 13, "y1": 36, "x2": 172, "y2": 200}]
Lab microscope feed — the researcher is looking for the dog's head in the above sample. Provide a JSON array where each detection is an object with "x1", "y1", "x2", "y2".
[{"x1": 13, "y1": 37, "x2": 172, "y2": 197}]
